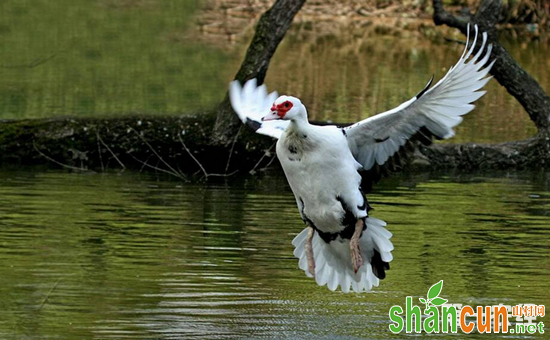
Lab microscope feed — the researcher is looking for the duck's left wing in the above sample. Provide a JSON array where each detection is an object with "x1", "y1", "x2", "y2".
[
  {"x1": 344, "y1": 25, "x2": 494, "y2": 190},
  {"x1": 229, "y1": 79, "x2": 289, "y2": 139}
]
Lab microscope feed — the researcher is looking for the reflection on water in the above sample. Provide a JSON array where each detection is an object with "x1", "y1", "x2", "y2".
[
  {"x1": 0, "y1": 170, "x2": 548, "y2": 339},
  {"x1": 0, "y1": 1, "x2": 548, "y2": 144},
  {"x1": 266, "y1": 30, "x2": 546, "y2": 143}
]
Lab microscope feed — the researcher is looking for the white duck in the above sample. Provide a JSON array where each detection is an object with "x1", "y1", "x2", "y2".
[{"x1": 229, "y1": 26, "x2": 493, "y2": 293}]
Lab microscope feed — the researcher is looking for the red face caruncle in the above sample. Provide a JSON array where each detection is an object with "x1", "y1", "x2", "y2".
[{"x1": 270, "y1": 100, "x2": 293, "y2": 118}]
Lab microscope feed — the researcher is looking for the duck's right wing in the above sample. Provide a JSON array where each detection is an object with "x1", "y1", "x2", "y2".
[{"x1": 229, "y1": 79, "x2": 289, "y2": 139}]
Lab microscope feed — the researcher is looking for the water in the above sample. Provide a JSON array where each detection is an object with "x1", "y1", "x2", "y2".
[
  {"x1": 1, "y1": 2, "x2": 549, "y2": 338},
  {"x1": 0, "y1": 1, "x2": 548, "y2": 143},
  {"x1": 0, "y1": 170, "x2": 548, "y2": 339}
]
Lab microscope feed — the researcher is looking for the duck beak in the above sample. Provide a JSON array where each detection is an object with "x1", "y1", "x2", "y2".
[{"x1": 261, "y1": 111, "x2": 280, "y2": 121}]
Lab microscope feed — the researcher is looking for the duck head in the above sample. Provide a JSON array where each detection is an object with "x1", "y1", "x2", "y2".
[{"x1": 262, "y1": 96, "x2": 307, "y2": 122}]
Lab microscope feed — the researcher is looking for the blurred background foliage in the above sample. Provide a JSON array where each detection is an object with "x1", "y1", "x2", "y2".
[
  {"x1": 0, "y1": 0, "x2": 233, "y2": 118},
  {"x1": 334, "y1": 0, "x2": 549, "y2": 27},
  {"x1": 0, "y1": 0, "x2": 547, "y2": 144}
]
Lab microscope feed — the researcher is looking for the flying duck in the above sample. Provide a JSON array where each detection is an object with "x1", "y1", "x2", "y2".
[{"x1": 229, "y1": 26, "x2": 493, "y2": 293}]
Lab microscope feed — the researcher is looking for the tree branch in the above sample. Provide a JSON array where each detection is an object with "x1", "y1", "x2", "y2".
[
  {"x1": 433, "y1": 0, "x2": 550, "y2": 134},
  {"x1": 418, "y1": 137, "x2": 550, "y2": 170},
  {"x1": 212, "y1": 0, "x2": 306, "y2": 145},
  {"x1": 433, "y1": 0, "x2": 472, "y2": 29}
]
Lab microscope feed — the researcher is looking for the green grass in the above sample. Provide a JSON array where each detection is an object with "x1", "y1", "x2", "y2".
[{"x1": 0, "y1": 0, "x2": 232, "y2": 119}]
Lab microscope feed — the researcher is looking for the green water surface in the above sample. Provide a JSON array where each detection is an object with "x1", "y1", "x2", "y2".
[
  {"x1": 0, "y1": 170, "x2": 548, "y2": 339},
  {"x1": 0, "y1": 2, "x2": 549, "y2": 338}
]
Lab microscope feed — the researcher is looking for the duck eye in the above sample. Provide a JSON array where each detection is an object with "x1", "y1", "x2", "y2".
[{"x1": 284, "y1": 102, "x2": 290, "y2": 108}]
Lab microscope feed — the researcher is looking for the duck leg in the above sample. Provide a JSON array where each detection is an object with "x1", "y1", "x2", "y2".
[
  {"x1": 350, "y1": 219, "x2": 364, "y2": 273},
  {"x1": 305, "y1": 225, "x2": 316, "y2": 277}
]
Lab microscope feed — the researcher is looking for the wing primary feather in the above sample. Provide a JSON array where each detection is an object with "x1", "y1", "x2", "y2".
[
  {"x1": 416, "y1": 75, "x2": 434, "y2": 99},
  {"x1": 459, "y1": 22, "x2": 471, "y2": 61},
  {"x1": 228, "y1": 78, "x2": 289, "y2": 139},
  {"x1": 246, "y1": 118, "x2": 261, "y2": 131}
]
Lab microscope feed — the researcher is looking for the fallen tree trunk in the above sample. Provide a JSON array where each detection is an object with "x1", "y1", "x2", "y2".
[
  {"x1": 0, "y1": 114, "x2": 275, "y2": 177},
  {"x1": 1, "y1": 115, "x2": 548, "y2": 176},
  {"x1": 418, "y1": 136, "x2": 550, "y2": 170}
]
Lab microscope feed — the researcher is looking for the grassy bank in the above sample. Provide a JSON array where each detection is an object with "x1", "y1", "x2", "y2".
[{"x1": 0, "y1": 0, "x2": 233, "y2": 119}]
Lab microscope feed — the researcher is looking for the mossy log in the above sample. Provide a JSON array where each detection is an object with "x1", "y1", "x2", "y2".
[
  {"x1": 1, "y1": 115, "x2": 548, "y2": 177},
  {"x1": 0, "y1": 114, "x2": 275, "y2": 177},
  {"x1": 418, "y1": 134, "x2": 550, "y2": 170}
]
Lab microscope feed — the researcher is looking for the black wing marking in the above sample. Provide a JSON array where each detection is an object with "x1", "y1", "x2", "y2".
[{"x1": 359, "y1": 126, "x2": 439, "y2": 193}]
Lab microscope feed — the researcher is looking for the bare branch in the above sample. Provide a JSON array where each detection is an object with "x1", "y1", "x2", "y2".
[
  {"x1": 131, "y1": 127, "x2": 183, "y2": 177},
  {"x1": 225, "y1": 124, "x2": 242, "y2": 173},
  {"x1": 179, "y1": 134, "x2": 208, "y2": 179},
  {"x1": 96, "y1": 131, "x2": 105, "y2": 172},
  {"x1": 179, "y1": 134, "x2": 239, "y2": 179},
  {"x1": 433, "y1": 0, "x2": 471, "y2": 30},
  {"x1": 258, "y1": 151, "x2": 278, "y2": 172},
  {"x1": 96, "y1": 129, "x2": 126, "y2": 171},
  {"x1": 208, "y1": 170, "x2": 239, "y2": 177},
  {"x1": 126, "y1": 152, "x2": 186, "y2": 180},
  {"x1": 250, "y1": 143, "x2": 277, "y2": 174},
  {"x1": 139, "y1": 154, "x2": 154, "y2": 173},
  {"x1": 33, "y1": 141, "x2": 95, "y2": 173}
]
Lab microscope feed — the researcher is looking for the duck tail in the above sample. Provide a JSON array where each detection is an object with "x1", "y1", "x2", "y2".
[{"x1": 292, "y1": 216, "x2": 393, "y2": 293}]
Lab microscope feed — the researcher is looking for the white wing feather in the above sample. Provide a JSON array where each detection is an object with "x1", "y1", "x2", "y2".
[
  {"x1": 229, "y1": 79, "x2": 289, "y2": 139},
  {"x1": 345, "y1": 25, "x2": 494, "y2": 170}
]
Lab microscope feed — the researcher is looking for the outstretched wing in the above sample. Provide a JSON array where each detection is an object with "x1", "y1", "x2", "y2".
[
  {"x1": 344, "y1": 25, "x2": 494, "y2": 191},
  {"x1": 229, "y1": 79, "x2": 289, "y2": 139}
]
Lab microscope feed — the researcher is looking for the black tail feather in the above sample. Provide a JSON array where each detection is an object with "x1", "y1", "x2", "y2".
[{"x1": 371, "y1": 249, "x2": 390, "y2": 280}]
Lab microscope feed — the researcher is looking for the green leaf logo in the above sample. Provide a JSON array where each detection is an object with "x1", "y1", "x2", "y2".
[
  {"x1": 431, "y1": 297, "x2": 448, "y2": 306},
  {"x1": 428, "y1": 280, "x2": 443, "y2": 300},
  {"x1": 420, "y1": 280, "x2": 447, "y2": 310}
]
